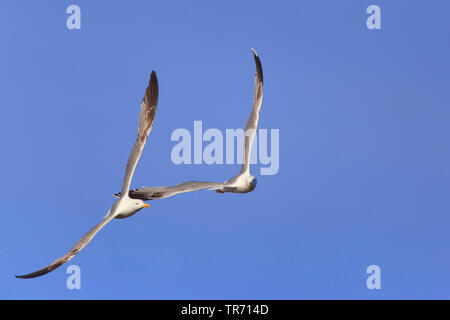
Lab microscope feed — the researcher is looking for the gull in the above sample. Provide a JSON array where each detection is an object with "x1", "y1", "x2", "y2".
[
  {"x1": 16, "y1": 71, "x2": 159, "y2": 279},
  {"x1": 117, "y1": 48, "x2": 263, "y2": 201}
]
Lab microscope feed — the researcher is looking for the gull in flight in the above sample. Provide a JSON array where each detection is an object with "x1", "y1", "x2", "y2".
[
  {"x1": 117, "y1": 48, "x2": 263, "y2": 201},
  {"x1": 16, "y1": 71, "x2": 159, "y2": 279}
]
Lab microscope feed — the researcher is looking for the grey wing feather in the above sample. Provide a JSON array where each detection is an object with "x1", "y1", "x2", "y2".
[
  {"x1": 15, "y1": 215, "x2": 114, "y2": 279},
  {"x1": 241, "y1": 48, "x2": 263, "y2": 174},
  {"x1": 121, "y1": 71, "x2": 159, "y2": 196},
  {"x1": 126, "y1": 181, "x2": 227, "y2": 200}
]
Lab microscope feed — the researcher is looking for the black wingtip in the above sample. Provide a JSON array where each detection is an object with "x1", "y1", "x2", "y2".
[
  {"x1": 15, "y1": 268, "x2": 49, "y2": 279},
  {"x1": 251, "y1": 48, "x2": 263, "y2": 85},
  {"x1": 15, "y1": 260, "x2": 64, "y2": 279},
  {"x1": 147, "y1": 70, "x2": 159, "y2": 108},
  {"x1": 15, "y1": 272, "x2": 44, "y2": 279},
  {"x1": 150, "y1": 70, "x2": 157, "y2": 87}
]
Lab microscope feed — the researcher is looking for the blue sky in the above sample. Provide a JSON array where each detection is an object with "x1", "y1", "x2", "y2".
[{"x1": 0, "y1": 0, "x2": 449, "y2": 299}]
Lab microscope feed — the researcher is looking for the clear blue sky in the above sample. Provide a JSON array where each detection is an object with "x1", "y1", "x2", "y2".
[{"x1": 1, "y1": 0, "x2": 449, "y2": 299}]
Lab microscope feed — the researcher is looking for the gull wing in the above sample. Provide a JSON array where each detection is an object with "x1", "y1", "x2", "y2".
[
  {"x1": 116, "y1": 181, "x2": 226, "y2": 200},
  {"x1": 120, "y1": 71, "x2": 159, "y2": 196},
  {"x1": 240, "y1": 48, "x2": 263, "y2": 174},
  {"x1": 115, "y1": 49, "x2": 263, "y2": 199},
  {"x1": 16, "y1": 72, "x2": 159, "y2": 279},
  {"x1": 15, "y1": 215, "x2": 114, "y2": 279}
]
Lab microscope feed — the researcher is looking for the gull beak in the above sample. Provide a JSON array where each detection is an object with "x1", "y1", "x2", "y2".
[{"x1": 142, "y1": 203, "x2": 150, "y2": 208}]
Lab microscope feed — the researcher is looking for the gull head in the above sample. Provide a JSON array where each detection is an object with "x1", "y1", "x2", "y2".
[
  {"x1": 133, "y1": 199, "x2": 150, "y2": 209},
  {"x1": 114, "y1": 198, "x2": 150, "y2": 219},
  {"x1": 246, "y1": 175, "x2": 257, "y2": 191}
]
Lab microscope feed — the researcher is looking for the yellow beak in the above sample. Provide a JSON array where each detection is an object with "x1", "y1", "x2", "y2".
[{"x1": 142, "y1": 203, "x2": 150, "y2": 208}]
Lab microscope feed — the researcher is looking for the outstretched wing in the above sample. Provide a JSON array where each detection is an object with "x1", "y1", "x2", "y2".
[
  {"x1": 116, "y1": 181, "x2": 227, "y2": 200},
  {"x1": 240, "y1": 48, "x2": 263, "y2": 174},
  {"x1": 115, "y1": 50, "x2": 263, "y2": 199},
  {"x1": 15, "y1": 215, "x2": 114, "y2": 279},
  {"x1": 120, "y1": 71, "x2": 159, "y2": 196},
  {"x1": 16, "y1": 73, "x2": 159, "y2": 279}
]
